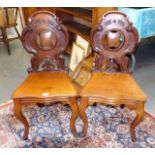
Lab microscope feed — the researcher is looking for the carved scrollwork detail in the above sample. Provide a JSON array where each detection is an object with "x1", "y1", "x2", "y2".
[
  {"x1": 28, "y1": 56, "x2": 64, "y2": 72},
  {"x1": 91, "y1": 11, "x2": 139, "y2": 73},
  {"x1": 97, "y1": 25, "x2": 103, "y2": 31},
  {"x1": 21, "y1": 11, "x2": 69, "y2": 73},
  {"x1": 40, "y1": 57, "x2": 60, "y2": 71},
  {"x1": 57, "y1": 25, "x2": 62, "y2": 31},
  {"x1": 27, "y1": 56, "x2": 39, "y2": 73}
]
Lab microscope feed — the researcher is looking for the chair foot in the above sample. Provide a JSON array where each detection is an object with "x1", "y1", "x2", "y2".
[
  {"x1": 1, "y1": 28, "x2": 11, "y2": 55},
  {"x1": 130, "y1": 101, "x2": 144, "y2": 142},
  {"x1": 77, "y1": 130, "x2": 87, "y2": 138},
  {"x1": 14, "y1": 99, "x2": 29, "y2": 139},
  {"x1": 79, "y1": 97, "x2": 88, "y2": 137},
  {"x1": 23, "y1": 134, "x2": 28, "y2": 140},
  {"x1": 131, "y1": 131, "x2": 136, "y2": 142},
  {"x1": 6, "y1": 44, "x2": 11, "y2": 55},
  {"x1": 68, "y1": 97, "x2": 78, "y2": 137}
]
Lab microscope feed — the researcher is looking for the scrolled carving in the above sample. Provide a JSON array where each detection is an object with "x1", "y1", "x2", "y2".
[
  {"x1": 57, "y1": 25, "x2": 62, "y2": 31},
  {"x1": 21, "y1": 11, "x2": 69, "y2": 73},
  {"x1": 40, "y1": 57, "x2": 60, "y2": 71},
  {"x1": 97, "y1": 25, "x2": 103, "y2": 31},
  {"x1": 91, "y1": 11, "x2": 139, "y2": 73}
]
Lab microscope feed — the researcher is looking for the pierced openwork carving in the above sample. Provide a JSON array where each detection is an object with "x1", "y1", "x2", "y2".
[
  {"x1": 21, "y1": 11, "x2": 69, "y2": 72},
  {"x1": 78, "y1": 11, "x2": 146, "y2": 143},
  {"x1": 91, "y1": 11, "x2": 139, "y2": 72},
  {"x1": 102, "y1": 30, "x2": 124, "y2": 51}
]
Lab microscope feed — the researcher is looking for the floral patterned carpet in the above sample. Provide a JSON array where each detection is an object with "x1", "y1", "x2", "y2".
[{"x1": 0, "y1": 100, "x2": 155, "y2": 148}]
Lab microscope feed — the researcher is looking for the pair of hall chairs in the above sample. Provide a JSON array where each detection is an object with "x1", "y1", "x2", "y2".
[{"x1": 12, "y1": 11, "x2": 146, "y2": 142}]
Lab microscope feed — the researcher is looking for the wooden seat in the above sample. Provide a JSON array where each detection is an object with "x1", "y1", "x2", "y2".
[
  {"x1": 80, "y1": 72, "x2": 146, "y2": 101},
  {"x1": 12, "y1": 11, "x2": 78, "y2": 140},
  {"x1": 13, "y1": 72, "x2": 77, "y2": 98},
  {"x1": 79, "y1": 11, "x2": 147, "y2": 142}
]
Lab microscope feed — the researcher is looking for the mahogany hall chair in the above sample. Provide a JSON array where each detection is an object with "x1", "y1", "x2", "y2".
[
  {"x1": 0, "y1": 7, "x2": 21, "y2": 55},
  {"x1": 79, "y1": 11, "x2": 147, "y2": 142},
  {"x1": 12, "y1": 11, "x2": 78, "y2": 139}
]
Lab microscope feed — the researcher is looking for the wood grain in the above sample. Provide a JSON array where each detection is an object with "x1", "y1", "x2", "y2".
[
  {"x1": 12, "y1": 11, "x2": 79, "y2": 139},
  {"x1": 79, "y1": 11, "x2": 147, "y2": 142}
]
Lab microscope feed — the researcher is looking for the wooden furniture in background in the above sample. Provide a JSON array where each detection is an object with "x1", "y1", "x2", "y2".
[
  {"x1": 12, "y1": 11, "x2": 78, "y2": 139},
  {"x1": 70, "y1": 52, "x2": 95, "y2": 88},
  {"x1": 22, "y1": 7, "x2": 117, "y2": 54},
  {"x1": 0, "y1": 7, "x2": 21, "y2": 55},
  {"x1": 22, "y1": 7, "x2": 54, "y2": 24},
  {"x1": 54, "y1": 7, "x2": 117, "y2": 54},
  {"x1": 79, "y1": 11, "x2": 147, "y2": 142}
]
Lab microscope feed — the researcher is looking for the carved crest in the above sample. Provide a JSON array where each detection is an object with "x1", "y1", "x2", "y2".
[
  {"x1": 91, "y1": 11, "x2": 139, "y2": 72},
  {"x1": 21, "y1": 11, "x2": 69, "y2": 72}
]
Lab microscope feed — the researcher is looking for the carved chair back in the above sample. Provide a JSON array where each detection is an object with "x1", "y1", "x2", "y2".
[
  {"x1": 91, "y1": 11, "x2": 139, "y2": 72},
  {"x1": 21, "y1": 11, "x2": 69, "y2": 72}
]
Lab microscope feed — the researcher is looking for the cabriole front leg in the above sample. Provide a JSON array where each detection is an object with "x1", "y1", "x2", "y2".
[
  {"x1": 78, "y1": 96, "x2": 88, "y2": 137},
  {"x1": 14, "y1": 99, "x2": 29, "y2": 140},
  {"x1": 130, "y1": 101, "x2": 144, "y2": 142},
  {"x1": 68, "y1": 97, "x2": 78, "y2": 137}
]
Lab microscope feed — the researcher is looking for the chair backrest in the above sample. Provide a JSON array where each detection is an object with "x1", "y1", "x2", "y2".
[
  {"x1": 91, "y1": 11, "x2": 139, "y2": 72},
  {"x1": 21, "y1": 11, "x2": 69, "y2": 72},
  {"x1": 0, "y1": 7, "x2": 19, "y2": 28}
]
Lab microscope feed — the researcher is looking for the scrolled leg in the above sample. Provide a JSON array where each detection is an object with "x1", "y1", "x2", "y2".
[
  {"x1": 14, "y1": 99, "x2": 29, "y2": 140},
  {"x1": 78, "y1": 97, "x2": 88, "y2": 137},
  {"x1": 67, "y1": 97, "x2": 78, "y2": 137},
  {"x1": 130, "y1": 101, "x2": 144, "y2": 142}
]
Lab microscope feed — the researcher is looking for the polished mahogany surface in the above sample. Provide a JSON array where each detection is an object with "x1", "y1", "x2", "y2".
[
  {"x1": 13, "y1": 72, "x2": 77, "y2": 98},
  {"x1": 21, "y1": 11, "x2": 69, "y2": 72},
  {"x1": 12, "y1": 11, "x2": 78, "y2": 140},
  {"x1": 80, "y1": 72, "x2": 146, "y2": 101},
  {"x1": 79, "y1": 11, "x2": 147, "y2": 142},
  {"x1": 91, "y1": 11, "x2": 138, "y2": 72}
]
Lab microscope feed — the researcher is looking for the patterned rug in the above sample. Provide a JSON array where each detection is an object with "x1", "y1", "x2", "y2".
[{"x1": 0, "y1": 101, "x2": 155, "y2": 148}]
